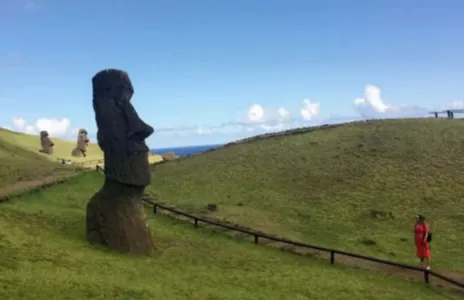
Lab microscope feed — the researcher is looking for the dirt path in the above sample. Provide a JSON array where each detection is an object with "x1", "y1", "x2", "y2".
[
  {"x1": 0, "y1": 171, "x2": 81, "y2": 201},
  {"x1": 148, "y1": 201, "x2": 464, "y2": 295}
]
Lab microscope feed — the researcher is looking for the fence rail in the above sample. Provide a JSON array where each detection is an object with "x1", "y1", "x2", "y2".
[{"x1": 95, "y1": 165, "x2": 464, "y2": 290}]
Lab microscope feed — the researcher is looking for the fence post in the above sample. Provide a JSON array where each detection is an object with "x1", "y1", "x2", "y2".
[
  {"x1": 153, "y1": 205, "x2": 157, "y2": 215},
  {"x1": 194, "y1": 218, "x2": 198, "y2": 228},
  {"x1": 254, "y1": 235, "x2": 259, "y2": 244},
  {"x1": 424, "y1": 270, "x2": 429, "y2": 284},
  {"x1": 330, "y1": 251, "x2": 335, "y2": 265}
]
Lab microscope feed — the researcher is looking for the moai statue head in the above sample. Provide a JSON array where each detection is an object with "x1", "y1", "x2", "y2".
[
  {"x1": 92, "y1": 69, "x2": 154, "y2": 186},
  {"x1": 72, "y1": 129, "x2": 90, "y2": 157},
  {"x1": 77, "y1": 129, "x2": 90, "y2": 150},
  {"x1": 39, "y1": 130, "x2": 54, "y2": 155}
]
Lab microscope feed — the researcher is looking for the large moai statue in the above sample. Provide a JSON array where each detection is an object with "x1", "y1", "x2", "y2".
[
  {"x1": 86, "y1": 69, "x2": 155, "y2": 255},
  {"x1": 39, "y1": 130, "x2": 55, "y2": 154},
  {"x1": 71, "y1": 129, "x2": 90, "y2": 157}
]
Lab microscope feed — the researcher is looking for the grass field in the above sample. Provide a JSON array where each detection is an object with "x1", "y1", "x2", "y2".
[
  {"x1": 0, "y1": 128, "x2": 162, "y2": 188},
  {"x1": 0, "y1": 128, "x2": 104, "y2": 162},
  {"x1": 0, "y1": 131, "x2": 76, "y2": 188},
  {"x1": 148, "y1": 118, "x2": 464, "y2": 272},
  {"x1": 0, "y1": 171, "x2": 459, "y2": 300}
]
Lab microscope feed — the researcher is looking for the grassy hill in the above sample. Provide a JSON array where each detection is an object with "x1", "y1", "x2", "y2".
[
  {"x1": 0, "y1": 128, "x2": 104, "y2": 163},
  {"x1": 148, "y1": 118, "x2": 464, "y2": 272},
  {"x1": 0, "y1": 128, "x2": 162, "y2": 188},
  {"x1": 0, "y1": 130, "x2": 77, "y2": 188},
  {"x1": 0, "y1": 171, "x2": 458, "y2": 299}
]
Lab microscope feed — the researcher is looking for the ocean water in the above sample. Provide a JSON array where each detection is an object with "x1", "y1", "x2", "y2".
[{"x1": 151, "y1": 144, "x2": 223, "y2": 157}]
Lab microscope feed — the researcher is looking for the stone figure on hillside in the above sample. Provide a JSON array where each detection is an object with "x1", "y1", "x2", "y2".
[
  {"x1": 71, "y1": 129, "x2": 90, "y2": 157},
  {"x1": 39, "y1": 130, "x2": 55, "y2": 155},
  {"x1": 162, "y1": 152, "x2": 178, "y2": 161},
  {"x1": 86, "y1": 68, "x2": 155, "y2": 255}
]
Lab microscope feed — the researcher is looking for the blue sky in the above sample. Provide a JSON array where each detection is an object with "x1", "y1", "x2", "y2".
[{"x1": 1, "y1": 0, "x2": 463, "y2": 148}]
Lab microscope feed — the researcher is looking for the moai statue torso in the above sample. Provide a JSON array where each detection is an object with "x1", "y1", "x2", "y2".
[
  {"x1": 92, "y1": 69, "x2": 154, "y2": 186},
  {"x1": 39, "y1": 130, "x2": 54, "y2": 154},
  {"x1": 71, "y1": 129, "x2": 90, "y2": 157}
]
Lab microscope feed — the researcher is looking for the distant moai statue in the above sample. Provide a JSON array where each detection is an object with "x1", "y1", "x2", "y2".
[
  {"x1": 162, "y1": 151, "x2": 178, "y2": 161},
  {"x1": 39, "y1": 130, "x2": 55, "y2": 155},
  {"x1": 86, "y1": 69, "x2": 155, "y2": 255},
  {"x1": 71, "y1": 129, "x2": 90, "y2": 157}
]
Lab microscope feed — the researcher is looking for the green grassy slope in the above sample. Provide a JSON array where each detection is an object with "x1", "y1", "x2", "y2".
[
  {"x1": 0, "y1": 128, "x2": 104, "y2": 162},
  {"x1": 0, "y1": 128, "x2": 162, "y2": 187},
  {"x1": 148, "y1": 118, "x2": 464, "y2": 271},
  {"x1": 0, "y1": 172, "x2": 457, "y2": 299},
  {"x1": 0, "y1": 136, "x2": 73, "y2": 188},
  {"x1": 0, "y1": 128, "x2": 102, "y2": 188}
]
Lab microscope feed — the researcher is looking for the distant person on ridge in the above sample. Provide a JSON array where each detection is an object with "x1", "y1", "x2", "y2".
[{"x1": 414, "y1": 214, "x2": 431, "y2": 270}]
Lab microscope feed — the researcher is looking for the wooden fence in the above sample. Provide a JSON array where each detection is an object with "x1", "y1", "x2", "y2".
[{"x1": 95, "y1": 165, "x2": 464, "y2": 291}]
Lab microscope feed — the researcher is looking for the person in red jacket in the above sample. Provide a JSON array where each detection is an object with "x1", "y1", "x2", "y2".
[{"x1": 414, "y1": 214, "x2": 431, "y2": 270}]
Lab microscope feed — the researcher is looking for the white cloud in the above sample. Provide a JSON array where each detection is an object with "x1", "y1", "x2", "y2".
[
  {"x1": 300, "y1": 99, "x2": 321, "y2": 120},
  {"x1": 246, "y1": 104, "x2": 265, "y2": 122},
  {"x1": 277, "y1": 107, "x2": 290, "y2": 119},
  {"x1": 353, "y1": 85, "x2": 388, "y2": 116},
  {"x1": 10, "y1": 117, "x2": 36, "y2": 134},
  {"x1": 155, "y1": 83, "x2": 463, "y2": 139},
  {"x1": 24, "y1": 125, "x2": 35, "y2": 134},
  {"x1": 442, "y1": 100, "x2": 464, "y2": 110},
  {"x1": 71, "y1": 127, "x2": 80, "y2": 137},
  {"x1": 353, "y1": 84, "x2": 428, "y2": 118},
  {"x1": 9, "y1": 117, "x2": 73, "y2": 138},
  {"x1": 156, "y1": 100, "x2": 320, "y2": 137},
  {"x1": 35, "y1": 118, "x2": 71, "y2": 136},
  {"x1": 12, "y1": 118, "x2": 26, "y2": 131},
  {"x1": 241, "y1": 104, "x2": 297, "y2": 132}
]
